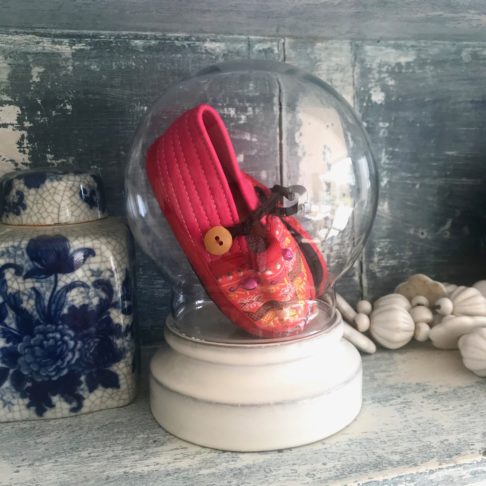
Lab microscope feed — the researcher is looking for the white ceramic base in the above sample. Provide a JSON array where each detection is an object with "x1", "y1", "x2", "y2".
[{"x1": 150, "y1": 312, "x2": 362, "y2": 451}]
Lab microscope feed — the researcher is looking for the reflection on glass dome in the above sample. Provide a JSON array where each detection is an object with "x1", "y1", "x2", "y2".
[{"x1": 126, "y1": 60, "x2": 378, "y2": 340}]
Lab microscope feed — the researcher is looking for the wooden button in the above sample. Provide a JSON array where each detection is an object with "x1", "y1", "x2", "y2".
[{"x1": 203, "y1": 226, "x2": 233, "y2": 255}]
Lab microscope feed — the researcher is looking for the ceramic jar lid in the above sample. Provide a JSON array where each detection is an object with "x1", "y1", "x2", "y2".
[{"x1": 0, "y1": 170, "x2": 107, "y2": 225}]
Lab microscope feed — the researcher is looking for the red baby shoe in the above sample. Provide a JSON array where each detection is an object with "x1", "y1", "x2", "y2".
[
  {"x1": 243, "y1": 173, "x2": 328, "y2": 298},
  {"x1": 146, "y1": 104, "x2": 328, "y2": 337}
]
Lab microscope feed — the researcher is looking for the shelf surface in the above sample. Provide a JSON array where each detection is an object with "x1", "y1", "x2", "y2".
[{"x1": 1, "y1": 344, "x2": 485, "y2": 485}]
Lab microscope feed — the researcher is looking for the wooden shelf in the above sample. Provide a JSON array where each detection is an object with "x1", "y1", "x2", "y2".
[
  {"x1": 1, "y1": 345, "x2": 485, "y2": 485},
  {"x1": 1, "y1": 2, "x2": 486, "y2": 41}
]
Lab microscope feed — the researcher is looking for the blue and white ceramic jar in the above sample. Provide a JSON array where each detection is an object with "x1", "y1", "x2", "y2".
[{"x1": 0, "y1": 170, "x2": 136, "y2": 421}]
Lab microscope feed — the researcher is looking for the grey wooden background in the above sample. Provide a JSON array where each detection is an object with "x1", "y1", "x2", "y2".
[{"x1": 1, "y1": 3, "x2": 486, "y2": 343}]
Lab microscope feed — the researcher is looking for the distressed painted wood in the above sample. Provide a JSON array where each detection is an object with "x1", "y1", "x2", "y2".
[
  {"x1": 0, "y1": 31, "x2": 282, "y2": 343},
  {"x1": 284, "y1": 38, "x2": 486, "y2": 301},
  {"x1": 0, "y1": 345, "x2": 485, "y2": 485},
  {"x1": 285, "y1": 39, "x2": 354, "y2": 106},
  {"x1": 2, "y1": 32, "x2": 486, "y2": 340},
  {"x1": 1, "y1": 2, "x2": 486, "y2": 42},
  {"x1": 355, "y1": 41, "x2": 486, "y2": 300}
]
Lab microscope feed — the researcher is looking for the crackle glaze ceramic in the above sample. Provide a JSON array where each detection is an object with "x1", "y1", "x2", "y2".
[{"x1": 0, "y1": 170, "x2": 136, "y2": 422}]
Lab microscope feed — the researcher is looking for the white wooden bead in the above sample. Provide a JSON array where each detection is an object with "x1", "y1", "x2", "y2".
[
  {"x1": 373, "y1": 293, "x2": 411, "y2": 311},
  {"x1": 473, "y1": 280, "x2": 486, "y2": 298},
  {"x1": 369, "y1": 305, "x2": 415, "y2": 349},
  {"x1": 354, "y1": 313, "x2": 370, "y2": 332},
  {"x1": 435, "y1": 297, "x2": 454, "y2": 316},
  {"x1": 458, "y1": 328, "x2": 486, "y2": 377},
  {"x1": 449, "y1": 286, "x2": 486, "y2": 316},
  {"x1": 336, "y1": 293, "x2": 357, "y2": 323},
  {"x1": 429, "y1": 315, "x2": 486, "y2": 349},
  {"x1": 414, "y1": 322, "x2": 431, "y2": 342},
  {"x1": 410, "y1": 306, "x2": 433, "y2": 324},
  {"x1": 356, "y1": 300, "x2": 372, "y2": 315},
  {"x1": 411, "y1": 295, "x2": 429, "y2": 307},
  {"x1": 342, "y1": 322, "x2": 376, "y2": 354}
]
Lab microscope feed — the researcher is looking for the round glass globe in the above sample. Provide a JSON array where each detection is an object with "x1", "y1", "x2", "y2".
[{"x1": 126, "y1": 60, "x2": 378, "y2": 340}]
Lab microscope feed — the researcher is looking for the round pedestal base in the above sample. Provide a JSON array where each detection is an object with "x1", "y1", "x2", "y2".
[{"x1": 150, "y1": 313, "x2": 362, "y2": 451}]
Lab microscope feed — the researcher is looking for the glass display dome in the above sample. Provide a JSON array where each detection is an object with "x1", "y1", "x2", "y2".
[{"x1": 126, "y1": 60, "x2": 378, "y2": 341}]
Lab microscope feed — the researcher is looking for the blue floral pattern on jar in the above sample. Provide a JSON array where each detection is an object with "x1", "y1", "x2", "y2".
[
  {"x1": 79, "y1": 175, "x2": 106, "y2": 213},
  {"x1": 0, "y1": 228, "x2": 136, "y2": 420},
  {"x1": 0, "y1": 179, "x2": 26, "y2": 218}
]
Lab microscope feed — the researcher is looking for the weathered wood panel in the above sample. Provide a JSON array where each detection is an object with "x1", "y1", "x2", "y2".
[
  {"x1": 3, "y1": 31, "x2": 486, "y2": 339},
  {"x1": 1, "y1": 345, "x2": 485, "y2": 485},
  {"x1": 1, "y1": 1, "x2": 486, "y2": 42},
  {"x1": 0, "y1": 31, "x2": 282, "y2": 343},
  {"x1": 284, "y1": 39, "x2": 354, "y2": 106},
  {"x1": 355, "y1": 41, "x2": 486, "y2": 299},
  {"x1": 278, "y1": 37, "x2": 486, "y2": 301}
]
